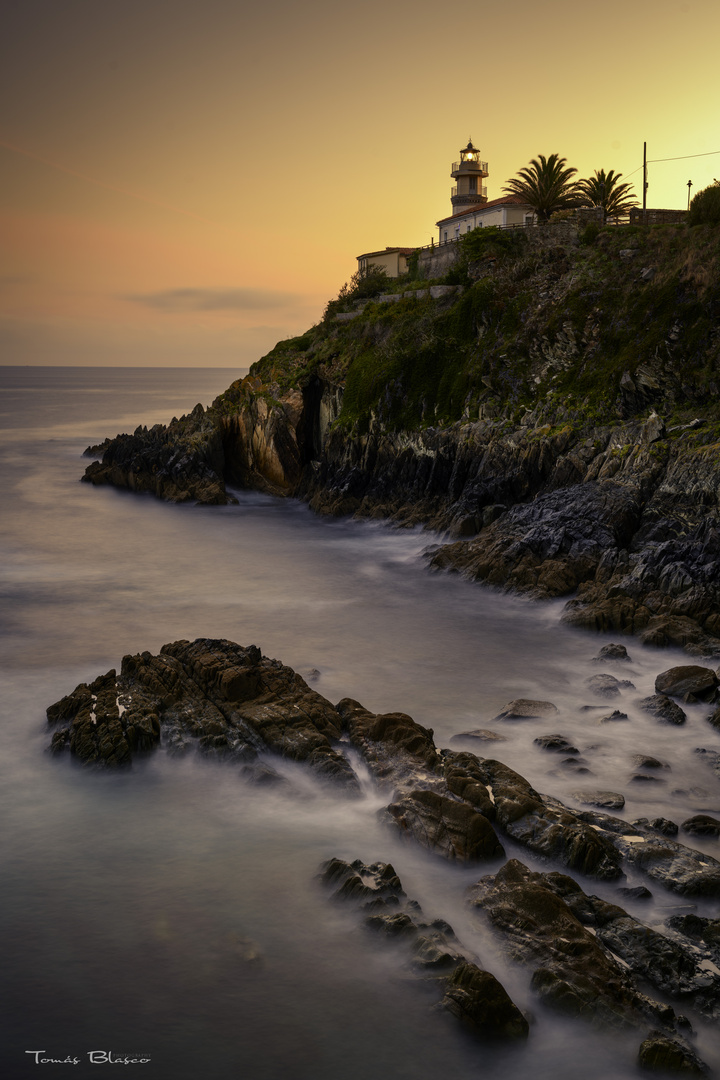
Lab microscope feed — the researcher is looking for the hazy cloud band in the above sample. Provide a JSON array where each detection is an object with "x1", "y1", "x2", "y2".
[{"x1": 124, "y1": 287, "x2": 297, "y2": 312}]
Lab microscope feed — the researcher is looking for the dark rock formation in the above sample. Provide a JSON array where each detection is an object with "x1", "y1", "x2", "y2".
[
  {"x1": 467, "y1": 860, "x2": 680, "y2": 1031},
  {"x1": 534, "y1": 734, "x2": 580, "y2": 753},
  {"x1": 593, "y1": 643, "x2": 632, "y2": 662},
  {"x1": 384, "y1": 789, "x2": 504, "y2": 865},
  {"x1": 637, "y1": 1031, "x2": 710, "y2": 1076},
  {"x1": 638, "y1": 694, "x2": 688, "y2": 725},
  {"x1": 682, "y1": 815, "x2": 720, "y2": 838},
  {"x1": 318, "y1": 857, "x2": 528, "y2": 1041},
  {"x1": 572, "y1": 789, "x2": 626, "y2": 810},
  {"x1": 47, "y1": 638, "x2": 360, "y2": 791},
  {"x1": 654, "y1": 665, "x2": 719, "y2": 703},
  {"x1": 491, "y1": 698, "x2": 558, "y2": 720}
]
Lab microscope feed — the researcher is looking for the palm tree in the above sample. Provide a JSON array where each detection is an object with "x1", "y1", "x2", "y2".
[
  {"x1": 577, "y1": 169, "x2": 637, "y2": 218},
  {"x1": 503, "y1": 153, "x2": 580, "y2": 223}
]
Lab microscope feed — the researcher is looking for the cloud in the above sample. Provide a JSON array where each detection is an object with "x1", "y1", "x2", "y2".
[{"x1": 124, "y1": 287, "x2": 297, "y2": 312}]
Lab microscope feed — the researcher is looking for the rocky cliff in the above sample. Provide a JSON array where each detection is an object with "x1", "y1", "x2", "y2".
[{"x1": 82, "y1": 222, "x2": 720, "y2": 652}]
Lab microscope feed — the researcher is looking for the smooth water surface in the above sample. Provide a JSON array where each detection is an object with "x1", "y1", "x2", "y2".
[{"x1": 2, "y1": 367, "x2": 719, "y2": 1079}]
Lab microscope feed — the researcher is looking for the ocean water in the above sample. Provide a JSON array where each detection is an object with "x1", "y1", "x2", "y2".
[{"x1": 1, "y1": 366, "x2": 719, "y2": 1079}]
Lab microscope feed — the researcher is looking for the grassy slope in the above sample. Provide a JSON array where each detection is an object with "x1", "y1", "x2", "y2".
[{"x1": 239, "y1": 223, "x2": 720, "y2": 446}]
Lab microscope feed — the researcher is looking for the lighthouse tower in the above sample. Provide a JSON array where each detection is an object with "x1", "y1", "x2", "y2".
[{"x1": 450, "y1": 140, "x2": 489, "y2": 214}]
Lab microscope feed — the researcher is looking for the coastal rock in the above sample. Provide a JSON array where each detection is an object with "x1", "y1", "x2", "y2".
[
  {"x1": 319, "y1": 857, "x2": 528, "y2": 1041},
  {"x1": 654, "y1": 665, "x2": 719, "y2": 703},
  {"x1": 335, "y1": 698, "x2": 440, "y2": 788},
  {"x1": 638, "y1": 694, "x2": 687, "y2": 725},
  {"x1": 593, "y1": 643, "x2": 632, "y2": 663},
  {"x1": 384, "y1": 789, "x2": 504, "y2": 865},
  {"x1": 491, "y1": 698, "x2": 558, "y2": 720},
  {"x1": 534, "y1": 734, "x2": 580, "y2": 753},
  {"x1": 47, "y1": 638, "x2": 361, "y2": 791},
  {"x1": 572, "y1": 789, "x2": 626, "y2": 810},
  {"x1": 586, "y1": 673, "x2": 634, "y2": 697},
  {"x1": 467, "y1": 860, "x2": 680, "y2": 1031},
  {"x1": 466, "y1": 759, "x2": 623, "y2": 879},
  {"x1": 449, "y1": 729, "x2": 508, "y2": 744},
  {"x1": 442, "y1": 963, "x2": 529, "y2": 1040},
  {"x1": 637, "y1": 1031, "x2": 710, "y2": 1076},
  {"x1": 681, "y1": 815, "x2": 720, "y2": 838}
]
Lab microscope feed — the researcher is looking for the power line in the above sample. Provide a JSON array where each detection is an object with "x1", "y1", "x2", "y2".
[{"x1": 648, "y1": 149, "x2": 720, "y2": 164}]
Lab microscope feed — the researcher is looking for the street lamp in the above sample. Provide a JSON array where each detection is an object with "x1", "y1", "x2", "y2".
[{"x1": 687, "y1": 180, "x2": 693, "y2": 210}]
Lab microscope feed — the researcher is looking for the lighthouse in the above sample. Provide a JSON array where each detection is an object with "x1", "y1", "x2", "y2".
[{"x1": 450, "y1": 140, "x2": 489, "y2": 214}]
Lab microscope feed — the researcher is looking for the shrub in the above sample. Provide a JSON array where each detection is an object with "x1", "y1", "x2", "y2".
[{"x1": 688, "y1": 182, "x2": 720, "y2": 227}]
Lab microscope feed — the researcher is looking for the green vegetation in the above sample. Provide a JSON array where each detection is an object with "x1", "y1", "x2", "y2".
[
  {"x1": 245, "y1": 221, "x2": 720, "y2": 437},
  {"x1": 576, "y1": 169, "x2": 638, "y2": 217},
  {"x1": 688, "y1": 181, "x2": 720, "y2": 227},
  {"x1": 503, "y1": 153, "x2": 580, "y2": 222}
]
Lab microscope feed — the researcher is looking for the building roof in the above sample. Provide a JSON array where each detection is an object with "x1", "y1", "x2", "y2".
[
  {"x1": 436, "y1": 194, "x2": 530, "y2": 226},
  {"x1": 356, "y1": 246, "x2": 416, "y2": 259}
]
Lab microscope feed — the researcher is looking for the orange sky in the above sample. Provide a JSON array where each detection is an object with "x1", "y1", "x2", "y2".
[{"x1": 2, "y1": 0, "x2": 719, "y2": 367}]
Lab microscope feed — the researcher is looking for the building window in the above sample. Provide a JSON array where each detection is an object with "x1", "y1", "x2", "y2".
[
  {"x1": 469, "y1": 177, "x2": 477, "y2": 194},
  {"x1": 444, "y1": 231, "x2": 448, "y2": 242}
]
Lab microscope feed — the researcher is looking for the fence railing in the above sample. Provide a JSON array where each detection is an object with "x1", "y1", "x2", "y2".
[{"x1": 451, "y1": 159, "x2": 488, "y2": 174}]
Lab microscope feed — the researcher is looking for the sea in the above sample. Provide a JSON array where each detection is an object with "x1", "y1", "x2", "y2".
[{"x1": 1, "y1": 365, "x2": 719, "y2": 1079}]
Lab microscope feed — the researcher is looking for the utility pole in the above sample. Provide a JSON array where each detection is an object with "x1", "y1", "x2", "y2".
[{"x1": 643, "y1": 142, "x2": 647, "y2": 224}]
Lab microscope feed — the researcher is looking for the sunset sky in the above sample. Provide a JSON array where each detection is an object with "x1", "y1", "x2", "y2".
[{"x1": 2, "y1": 0, "x2": 719, "y2": 368}]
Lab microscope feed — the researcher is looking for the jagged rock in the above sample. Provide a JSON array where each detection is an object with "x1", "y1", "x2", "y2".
[
  {"x1": 586, "y1": 673, "x2": 635, "y2": 697},
  {"x1": 465, "y1": 759, "x2": 622, "y2": 879},
  {"x1": 654, "y1": 665, "x2": 719, "y2": 703},
  {"x1": 47, "y1": 639, "x2": 361, "y2": 791},
  {"x1": 682, "y1": 815, "x2": 720, "y2": 838},
  {"x1": 384, "y1": 789, "x2": 504, "y2": 865},
  {"x1": 441, "y1": 963, "x2": 529, "y2": 1039},
  {"x1": 631, "y1": 818, "x2": 679, "y2": 837},
  {"x1": 467, "y1": 860, "x2": 680, "y2": 1031},
  {"x1": 694, "y1": 747, "x2": 720, "y2": 780},
  {"x1": 638, "y1": 694, "x2": 687, "y2": 725},
  {"x1": 633, "y1": 755, "x2": 670, "y2": 770},
  {"x1": 449, "y1": 729, "x2": 508, "y2": 744},
  {"x1": 706, "y1": 705, "x2": 720, "y2": 731},
  {"x1": 618, "y1": 885, "x2": 653, "y2": 900},
  {"x1": 593, "y1": 643, "x2": 632, "y2": 662},
  {"x1": 534, "y1": 734, "x2": 580, "y2": 753},
  {"x1": 572, "y1": 789, "x2": 626, "y2": 810},
  {"x1": 596, "y1": 709, "x2": 629, "y2": 723},
  {"x1": 491, "y1": 699, "x2": 558, "y2": 720},
  {"x1": 637, "y1": 1031, "x2": 710, "y2": 1075},
  {"x1": 319, "y1": 858, "x2": 527, "y2": 1041},
  {"x1": 335, "y1": 698, "x2": 439, "y2": 787}
]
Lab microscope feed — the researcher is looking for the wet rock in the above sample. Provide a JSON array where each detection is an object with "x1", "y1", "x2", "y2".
[
  {"x1": 637, "y1": 1031, "x2": 710, "y2": 1076},
  {"x1": 467, "y1": 759, "x2": 623, "y2": 879},
  {"x1": 613, "y1": 828, "x2": 720, "y2": 897},
  {"x1": 593, "y1": 643, "x2": 632, "y2": 662},
  {"x1": 706, "y1": 705, "x2": 720, "y2": 731},
  {"x1": 384, "y1": 789, "x2": 504, "y2": 865},
  {"x1": 682, "y1": 815, "x2": 720, "y2": 838},
  {"x1": 667, "y1": 914, "x2": 720, "y2": 956},
  {"x1": 534, "y1": 734, "x2": 580, "y2": 753},
  {"x1": 633, "y1": 755, "x2": 670, "y2": 770},
  {"x1": 441, "y1": 962, "x2": 529, "y2": 1040},
  {"x1": 638, "y1": 694, "x2": 687, "y2": 725},
  {"x1": 449, "y1": 729, "x2": 508, "y2": 744},
  {"x1": 596, "y1": 709, "x2": 629, "y2": 723},
  {"x1": 319, "y1": 858, "x2": 527, "y2": 1041},
  {"x1": 492, "y1": 699, "x2": 558, "y2": 720},
  {"x1": 618, "y1": 885, "x2": 653, "y2": 900},
  {"x1": 654, "y1": 665, "x2": 719, "y2": 704},
  {"x1": 47, "y1": 639, "x2": 361, "y2": 791},
  {"x1": 335, "y1": 698, "x2": 439, "y2": 788},
  {"x1": 640, "y1": 818, "x2": 679, "y2": 837},
  {"x1": 572, "y1": 789, "x2": 626, "y2": 810},
  {"x1": 586, "y1": 673, "x2": 635, "y2": 697},
  {"x1": 467, "y1": 860, "x2": 678, "y2": 1031},
  {"x1": 694, "y1": 747, "x2": 720, "y2": 780}
]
